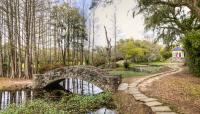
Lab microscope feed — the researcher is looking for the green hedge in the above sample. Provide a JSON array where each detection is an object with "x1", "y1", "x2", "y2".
[{"x1": 183, "y1": 30, "x2": 200, "y2": 76}]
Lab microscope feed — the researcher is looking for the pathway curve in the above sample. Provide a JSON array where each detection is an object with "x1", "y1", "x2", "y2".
[{"x1": 118, "y1": 65, "x2": 182, "y2": 114}]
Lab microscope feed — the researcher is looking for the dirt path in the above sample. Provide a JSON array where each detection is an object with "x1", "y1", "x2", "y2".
[{"x1": 0, "y1": 78, "x2": 32, "y2": 90}]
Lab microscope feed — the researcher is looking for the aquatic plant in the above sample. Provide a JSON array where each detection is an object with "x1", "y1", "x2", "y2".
[{"x1": 0, "y1": 92, "x2": 115, "y2": 114}]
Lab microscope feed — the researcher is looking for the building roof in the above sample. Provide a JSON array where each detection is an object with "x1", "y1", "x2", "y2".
[{"x1": 173, "y1": 47, "x2": 184, "y2": 51}]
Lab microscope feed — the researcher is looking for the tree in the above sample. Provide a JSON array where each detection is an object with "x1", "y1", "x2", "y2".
[
  {"x1": 117, "y1": 39, "x2": 161, "y2": 62},
  {"x1": 137, "y1": 0, "x2": 200, "y2": 46},
  {"x1": 118, "y1": 39, "x2": 141, "y2": 61},
  {"x1": 104, "y1": 26, "x2": 112, "y2": 67},
  {"x1": 0, "y1": 1, "x2": 88, "y2": 78},
  {"x1": 184, "y1": 30, "x2": 200, "y2": 76},
  {"x1": 137, "y1": 0, "x2": 200, "y2": 75},
  {"x1": 160, "y1": 47, "x2": 172, "y2": 60},
  {"x1": 91, "y1": 10, "x2": 95, "y2": 65},
  {"x1": 137, "y1": 0, "x2": 200, "y2": 20},
  {"x1": 113, "y1": 5, "x2": 117, "y2": 64}
]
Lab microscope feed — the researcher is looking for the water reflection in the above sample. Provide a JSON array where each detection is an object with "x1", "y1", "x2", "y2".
[
  {"x1": 59, "y1": 78, "x2": 103, "y2": 95},
  {"x1": 89, "y1": 108, "x2": 116, "y2": 114},
  {"x1": 0, "y1": 90, "x2": 33, "y2": 109},
  {"x1": 0, "y1": 79, "x2": 112, "y2": 113}
]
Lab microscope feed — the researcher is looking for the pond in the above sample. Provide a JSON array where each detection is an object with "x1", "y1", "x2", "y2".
[
  {"x1": 0, "y1": 90, "x2": 33, "y2": 110},
  {"x1": 131, "y1": 65, "x2": 162, "y2": 73},
  {"x1": 89, "y1": 108, "x2": 116, "y2": 114},
  {"x1": 0, "y1": 78, "x2": 116, "y2": 114},
  {"x1": 58, "y1": 78, "x2": 103, "y2": 95}
]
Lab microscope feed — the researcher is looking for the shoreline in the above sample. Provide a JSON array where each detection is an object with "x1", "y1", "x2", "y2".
[{"x1": 0, "y1": 77, "x2": 33, "y2": 91}]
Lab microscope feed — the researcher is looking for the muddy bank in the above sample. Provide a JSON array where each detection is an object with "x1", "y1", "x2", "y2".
[{"x1": 0, "y1": 78, "x2": 32, "y2": 90}]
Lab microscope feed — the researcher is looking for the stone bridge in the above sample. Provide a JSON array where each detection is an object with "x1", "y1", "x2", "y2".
[{"x1": 33, "y1": 66, "x2": 122, "y2": 92}]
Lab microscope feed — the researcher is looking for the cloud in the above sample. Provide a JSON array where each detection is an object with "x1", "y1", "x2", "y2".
[{"x1": 91, "y1": 0, "x2": 146, "y2": 46}]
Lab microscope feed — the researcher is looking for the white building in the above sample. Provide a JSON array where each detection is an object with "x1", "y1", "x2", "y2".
[{"x1": 172, "y1": 46, "x2": 185, "y2": 62}]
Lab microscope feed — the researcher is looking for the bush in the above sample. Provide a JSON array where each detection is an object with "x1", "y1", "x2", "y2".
[
  {"x1": 160, "y1": 48, "x2": 172, "y2": 60},
  {"x1": 183, "y1": 30, "x2": 200, "y2": 76},
  {"x1": 64, "y1": 92, "x2": 115, "y2": 113},
  {"x1": 1, "y1": 92, "x2": 115, "y2": 114},
  {"x1": 0, "y1": 100, "x2": 66, "y2": 114},
  {"x1": 85, "y1": 59, "x2": 90, "y2": 65},
  {"x1": 123, "y1": 61, "x2": 130, "y2": 69}
]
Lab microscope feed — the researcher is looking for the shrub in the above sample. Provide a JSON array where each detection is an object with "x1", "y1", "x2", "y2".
[
  {"x1": 0, "y1": 100, "x2": 66, "y2": 114},
  {"x1": 123, "y1": 61, "x2": 130, "y2": 69},
  {"x1": 85, "y1": 59, "x2": 90, "y2": 65},
  {"x1": 183, "y1": 30, "x2": 200, "y2": 76},
  {"x1": 1, "y1": 92, "x2": 115, "y2": 114},
  {"x1": 160, "y1": 47, "x2": 172, "y2": 60},
  {"x1": 64, "y1": 92, "x2": 115, "y2": 113}
]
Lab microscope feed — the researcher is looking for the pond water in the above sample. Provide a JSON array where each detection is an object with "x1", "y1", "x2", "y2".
[
  {"x1": 0, "y1": 90, "x2": 33, "y2": 110},
  {"x1": 58, "y1": 78, "x2": 103, "y2": 95},
  {"x1": 132, "y1": 65, "x2": 162, "y2": 73},
  {"x1": 89, "y1": 108, "x2": 116, "y2": 114},
  {"x1": 0, "y1": 78, "x2": 115, "y2": 114}
]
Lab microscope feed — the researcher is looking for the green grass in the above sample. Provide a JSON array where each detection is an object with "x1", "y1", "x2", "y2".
[{"x1": 110, "y1": 70, "x2": 148, "y2": 78}]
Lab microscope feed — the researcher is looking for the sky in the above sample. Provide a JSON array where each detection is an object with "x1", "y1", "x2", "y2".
[
  {"x1": 92, "y1": 0, "x2": 147, "y2": 46},
  {"x1": 61, "y1": 0, "x2": 153, "y2": 46}
]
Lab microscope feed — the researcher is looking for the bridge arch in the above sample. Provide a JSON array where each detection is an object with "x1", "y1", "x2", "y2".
[{"x1": 33, "y1": 66, "x2": 121, "y2": 92}]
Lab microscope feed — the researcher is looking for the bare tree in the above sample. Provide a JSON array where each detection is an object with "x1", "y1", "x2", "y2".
[{"x1": 104, "y1": 26, "x2": 112, "y2": 67}]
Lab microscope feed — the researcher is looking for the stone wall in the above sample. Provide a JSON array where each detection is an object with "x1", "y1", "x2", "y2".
[{"x1": 33, "y1": 66, "x2": 121, "y2": 92}]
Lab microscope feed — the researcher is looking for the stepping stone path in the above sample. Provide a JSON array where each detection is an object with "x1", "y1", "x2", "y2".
[
  {"x1": 118, "y1": 65, "x2": 182, "y2": 114},
  {"x1": 118, "y1": 83, "x2": 128, "y2": 91},
  {"x1": 155, "y1": 112, "x2": 177, "y2": 114},
  {"x1": 151, "y1": 106, "x2": 171, "y2": 112},
  {"x1": 145, "y1": 101, "x2": 163, "y2": 107}
]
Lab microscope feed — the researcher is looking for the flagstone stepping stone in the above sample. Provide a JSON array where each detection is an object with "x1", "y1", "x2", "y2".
[
  {"x1": 131, "y1": 91, "x2": 142, "y2": 95},
  {"x1": 133, "y1": 93, "x2": 146, "y2": 97},
  {"x1": 129, "y1": 90, "x2": 141, "y2": 94},
  {"x1": 118, "y1": 83, "x2": 128, "y2": 91},
  {"x1": 129, "y1": 87, "x2": 138, "y2": 90},
  {"x1": 129, "y1": 83, "x2": 138, "y2": 87},
  {"x1": 134, "y1": 96, "x2": 149, "y2": 101},
  {"x1": 139, "y1": 98, "x2": 157, "y2": 102},
  {"x1": 135, "y1": 78, "x2": 145, "y2": 82},
  {"x1": 129, "y1": 88, "x2": 140, "y2": 92},
  {"x1": 145, "y1": 101, "x2": 162, "y2": 107},
  {"x1": 155, "y1": 112, "x2": 177, "y2": 114},
  {"x1": 151, "y1": 106, "x2": 171, "y2": 112}
]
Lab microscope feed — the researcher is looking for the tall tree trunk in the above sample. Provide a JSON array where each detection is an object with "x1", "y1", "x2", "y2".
[
  {"x1": 104, "y1": 26, "x2": 111, "y2": 67},
  {"x1": 114, "y1": 6, "x2": 117, "y2": 64},
  {"x1": 92, "y1": 11, "x2": 95, "y2": 65},
  {"x1": 24, "y1": 0, "x2": 32, "y2": 78},
  {"x1": 87, "y1": 19, "x2": 91, "y2": 65},
  {"x1": 0, "y1": 33, "x2": 3, "y2": 77},
  {"x1": 0, "y1": 6, "x2": 4, "y2": 76}
]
